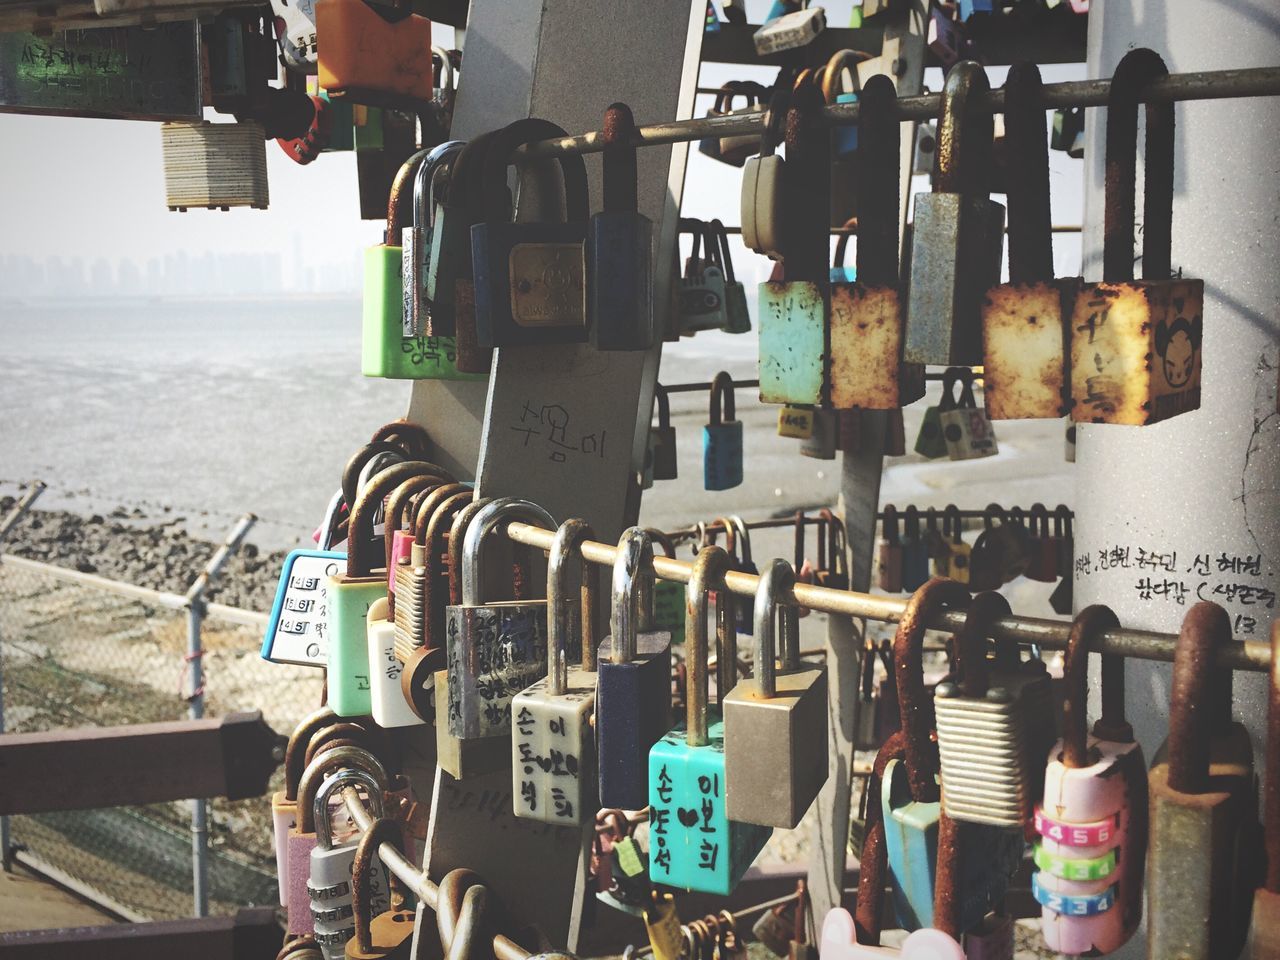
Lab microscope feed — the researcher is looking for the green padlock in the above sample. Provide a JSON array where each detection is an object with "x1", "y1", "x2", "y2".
[
  {"x1": 647, "y1": 528, "x2": 685, "y2": 646},
  {"x1": 913, "y1": 371, "x2": 958, "y2": 459},
  {"x1": 361, "y1": 147, "x2": 484, "y2": 382},
  {"x1": 326, "y1": 460, "x2": 451, "y2": 716},
  {"x1": 647, "y1": 546, "x2": 771, "y2": 895}
]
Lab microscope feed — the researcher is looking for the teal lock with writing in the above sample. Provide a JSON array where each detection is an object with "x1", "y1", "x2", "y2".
[
  {"x1": 648, "y1": 546, "x2": 771, "y2": 895},
  {"x1": 326, "y1": 460, "x2": 450, "y2": 716},
  {"x1": 703, "y1": 372, "x2": 744, "y2": 491},
  {"x1": 362, "y1": 146, "x2": 483, "y2": 382},
  {"x1": 882, "y1": 578, "x2": 1022, "y2": 931}
]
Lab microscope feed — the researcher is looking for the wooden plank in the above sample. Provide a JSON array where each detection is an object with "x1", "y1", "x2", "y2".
[{"x1": 0, "y1": 907, "x2": 280, "y2": 959}]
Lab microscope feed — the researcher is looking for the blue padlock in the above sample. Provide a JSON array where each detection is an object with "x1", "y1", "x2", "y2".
[
  {"x1": 703, "y1": 372, "x2": 744, "y2": 491},
  {"x1": 471, "y1": 118, "x2": 591, "y2": 348},
  {"x1": 881, "y1": 578, "x2": 1022, "y2": 932},
  {"x1": 648, "y1": 546, "x2": 770, "y2": 895}
]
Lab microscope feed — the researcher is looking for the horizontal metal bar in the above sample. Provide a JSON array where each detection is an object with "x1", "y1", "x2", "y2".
[
  {"x1": 0, "y1": 554, "x2": 267, "y2": 627},
  {"x1": 661, "y1": 378, "x2": 759, "y2": 394},
  {"x1": 519, "y1": 66, "x2": 1280, "y2": 161},
  {"x1": 503, "y1": 522, "x2": 1269, "y2": 673},
  {"x1": 341, "y1": 788, "x2": 531, "y2": 960},
  {"x1": 665, "y1": 505, "x2": 1075, "y2": 540},
  {"x1": 713, "y1": 224, "x2": 1083, "y2": 235}
]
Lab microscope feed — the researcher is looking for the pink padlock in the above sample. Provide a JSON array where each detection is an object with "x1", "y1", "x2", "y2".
[
  {"x1": 383, "y1": 476, "x2": 441, "y2": 596},
  {"x1": 1035, "y1": 606, "x2": 1146, "y2": 956},
  {"x1": 285, "y1": 745, "x2": 388, "y2": 935},
  {"x1": 821, "y1": 908, "x2": 965, "y2": 958}
]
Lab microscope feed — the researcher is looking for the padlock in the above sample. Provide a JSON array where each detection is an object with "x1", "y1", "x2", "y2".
[
  {"x1": 328, "y1": 461, "x2": 448, "y2": 717},
  {"x1": 820, "y1": 907, "x2": 965, "y2": 959},
  {"x1": 728, "y1": 517, "x2": 759, "y2": 635},
  {"x1": 778, "y1": 405, "x2": 817, "y2": 440},
  {"x1": 821, "y1": 53, "x2": 863, "y2": 227},
  {"x1": 793, "y1": 512, "x2": 815, "y2": 619},
  {"x1": 799, "y1": 409, "x2": 838, "y2": 461},
  {"x1": 724, "y1": 559, "x2": 828, "y2": 828},
  {"x1": 264, "y1": 548, "x2": 347, "y2": 668},
  {"x1": 384, "y1": 475, "x2": 440, "y2": 604},
  {"x1": 1050, "y1": 105, "x2": 1085, "y2": 158},
  {"x1": 900, "y1": 507, "x2": 931, "y2": 592},
  {"x1": 883, "y1": 579, "x2": 1021, "y2": 933},
  {"x1": 753, "y1": 3, "x2": 825, "y2": 55},
  {"x1": 758, "y1": 85, "x2": 827, "y2": 408},
  {"x1": 309, "y1": 769, "x2": 390, "y2": 958},
  {"x1": 512, "y1": 519, "x2": 599, "y2": 824},
  {"x1": 401, "y1": 139, "x2": 464, "y2": 339},
  {"x1": 425, "y1": 132, "x2": 497, "y2": 337},
  {"x1": 703, "y1": 222, "x2": 749, "y2": 336},
  {"x1": 927, "y1": 7, "x2": 966, "y2": 68},
  {"x1": 740, "y1": 89, "x2": 790, "y2": 261},
  {"x1": 704, "y1": 372, "x2": 744, "y2": 491},
  {"x1": 267, "y1": 0, "x2": 317, "y2": 71},
  {"x1": 935, "y1": 591, "x2": 1038, "y2": 829},
  {"x1": 429, "y1": 46, "x2": 458, "y2": 133},
  {"x1": 1033, "y1": 605, "x2": 1146, "y2": 956},
  {"x1": 814, "y1": 510, "x2": 849, "y2": 592},
  {"x1": 363, "y1": 148, "x2": 481, "y2": 382},
  {"x1": 315, "y1": 0, "x2": 432, "y2": 106},
  {"x1": 904, "y1": 62, "x2": 1005, "y2": 366},
  {"x1": 345, "y1": 818, "x2": 413, "y2": 960},
  {"x1": 590, "y1": 103, "x2": 654, "y2": 351},
  {"x1": 366, "y1": 597, "x2": 423, "y2": 729},
  {"x1": 446, "y1": 133, "x2": 505, "y2": 372},
  {"x1": 649, "y1": 386, "x2": 679, "y2": 482},
  {"x1": 971, "y1": 506, "x2": 1029, "y2": 587},
  {"x1": 275, "y1": 709, "x2": 350, "y2": 907},
  {"x1": 1248, "y1": 620, "x2": 1280, "y2": 958},
  {"x1": 913, "y1": 403, "x2": 949, "y2": 460},
  {"x1": 645, "y1": 528, "x2": 686, "y2": 646},
  {"x1": 699, "y1": 81, "x2": 767, "y2": 168},
  {"x1": 644, "y1": 889, "x2": 684, "y2": 960},
  {"x1": 831, "y1": 76, "x2": 925, "y2": 413},
  {"x1": 443, "y1": 497, "x2": 554, "y2": 750},
  {"x1": 875, "y1": 505, "x2": 903, "y2": 594},
  {"x1": 982, "y1": 64, "x2": 1075, "y2": 422},
  {"x1": 392, "y1": 482, "x2": 469, "y2": 665},
  {"x1": 939, "y1": 369, "x2": 997, "y2": 461},
  {"x1": 471, "y1": 118, "x2": 590, "y2": 347},
  {"x1": 677, "y1": 219, "x2": 728, "y2": 333},
  {"x1": 830, "y1": 228, "x2": 856, "y2": 284},
  {"x1": 648, "y1": 546, "x2": 771, "y2": 894},
  {"x1": 1070, "y1": 50, "x2": 1203, "y2": 426},
  {"x1": 1147, "y1": 601, "x2": 1259, "y2": 960}
]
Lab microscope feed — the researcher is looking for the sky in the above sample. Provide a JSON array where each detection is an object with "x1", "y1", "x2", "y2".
[{"x1": 0, "y1": 6, "x2": 1088, "y2": 290}]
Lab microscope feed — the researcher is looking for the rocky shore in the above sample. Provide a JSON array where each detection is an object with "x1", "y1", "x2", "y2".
[{"x1": 0, "y1": 497, "x2": 288, "y2": 612}]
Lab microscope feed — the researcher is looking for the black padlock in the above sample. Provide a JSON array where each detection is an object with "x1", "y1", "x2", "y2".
[
  {"x1": 649, "y1": 385, "x2": 678, "y2": 481},
  {"x1": 590, "y1": 103, "x2": 654, "y2": 351}
]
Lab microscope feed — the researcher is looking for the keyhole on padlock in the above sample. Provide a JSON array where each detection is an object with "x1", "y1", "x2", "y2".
[
  {"x1": 952, "y1": 555, "x2": 968, "y2": 571},
  {"x1": 517, "y1": 279, "x2": 533, "y2": 294},
  {"x1": 944, "y1": 424, "x2": 962, "y2": 442}
]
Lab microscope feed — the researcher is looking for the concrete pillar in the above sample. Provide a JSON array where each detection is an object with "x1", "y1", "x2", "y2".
[{"x1": 1077, "y1": 3, "x2": 1279, "y2": 956}]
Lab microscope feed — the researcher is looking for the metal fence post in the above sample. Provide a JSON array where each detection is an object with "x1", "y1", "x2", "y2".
[
  {"x1": 183, "y1": 513, "x2": 255, "y2": 917},
  {"x1": 0, "y1": 482, "x2": 47, "y2": 872}
]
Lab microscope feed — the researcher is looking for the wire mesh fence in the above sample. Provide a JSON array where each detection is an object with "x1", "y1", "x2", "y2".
[{"x1": 0, "y1": 551, "x2": 323, "y2": 919}]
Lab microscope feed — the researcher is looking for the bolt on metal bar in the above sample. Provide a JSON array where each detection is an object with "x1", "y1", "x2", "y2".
[
  {"x1": 518, "y1": 66, "x2": 1280, "y2": 161},
  {"x1": 504, "y1": 522, "x2": 1269, "y2": 673},
  {"x1": 341, "y1": 788, "x2": 532, "y2": 960}
]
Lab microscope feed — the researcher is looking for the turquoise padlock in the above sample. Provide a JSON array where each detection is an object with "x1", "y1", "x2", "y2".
[
  {"x1": 881, "y1": 577, "x2": 1021, "y2": 931},
  {"x1": 648, "y1": 546, "x2": 770, "y2": 895},
  {"x1": 703, "y1": 373, "x2": 744, "y2": 491},
  {"x1": 325, "y1": 460, "x2": 450, "y2": 716}
]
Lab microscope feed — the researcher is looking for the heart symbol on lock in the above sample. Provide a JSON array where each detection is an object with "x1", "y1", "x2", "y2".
[{"x1": 677, "y1": 808, "x2": 700, "y2": 828}]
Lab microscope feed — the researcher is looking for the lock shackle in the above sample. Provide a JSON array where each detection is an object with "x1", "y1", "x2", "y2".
[
  {"x1": 460, "y1": 497, "x2": 556, "y2": 607},
  {"x1": 1167, "y1": 601, "x2": 1235, "y2": 794},
  {"x1": 730, "y1": 515, "x2": 753, "y2": 566},
  {"x1": 902, "y1": 505, "x2": 922, "y2": 545},
  {"x1": 894, "y1": 577, "x2": 972, "y2": 803},
  {"x1": 758, "y1": 85, "x2": 790, "y2": 158},
  {"x1": 951, "y1": 590, "x2": 1010, "y2": 698},
  {"x1": 547, "y1": 518, "x2": 597, "y2": 692},
  {"x1": 793, "y1": 511, "x2": 808, "y2": 569},
  {"x1": 1028, "y1": 502, "x2": 1049, "y2": 539},
  {"x1": 855, "y1": 731, "x2": 907, "y2": 945},
  {"x1": 386, "y1": 146, "x2": 436, "y2": 244},
  {"x1": 1061, "y1": 604, "x2": 1123, "y2": 768},
  {"x1": 424, "y1": 491, "x2": 475, "y2": 647},
  {"x1": 296, "y1": 745, "x2": 388, "y2": 833},
  {"x1": 832, "y1": 218, "x2": 855, "y2": 271},
  {"x1": 480, "y1": 117, "x2": 589, "y2": 225},
  {"x1": 754, "y1": 559, "x2": 800, "y2": 698},
  {"x1": 686, "y1": 545, "x2": 733, "y2": 747},
  {"x1": 431, "y1": 45, "x2": 455, "y2": 95},
  {"x1": 1053, "y1": 504, "x2": 1072, "y2": 539},
  {"x1": 931, "y1": 811, "x2": 965, "y2": 941},
  {"x1": 303, "y1": 722, "x2": 376, "y2": 769},
  {"x1": 709, "y1": 372, "x2": 737, "y2": 426},
  {"x1": 349, "y1": 461, "x2": 443, "y2": 577},
  {"x1": 820, "y1": 509, "x2": 847, "y2": 578},
  {"x1": 611, "y1": 527, "x2": 656, "y2": 664},
  {"x1": 881, "y1": 504, "x2": 900, "y2": 545},
  {"x1": 388, "y1": 477, "x2": 446, "y2": 576},
  {"x1": 413, "y1": 482, "x2": 470, "y2": 546},
  {"x1": 602, "y1": 102, "x2": 639, "y2": 215},
  {"x1": 313, "y1": 767, "x2": 382, "y2": 850},
  {"x1": 351, "y1": 817, "x2": 406, "y2": 954},
  {"x1": 342, "y1": 440, "x2": 409, "y2": 514},
  {"x1": 934, "y1": 60, "x2": 995, "y2": 198},
  {"x1": 284, "y1": 707, "x2": 343, "y2": 801},
  {"x1": 936, "y1": 369, "x2": 963, "y2": 413},
  {"x1": 654, "y1": 385, "x2": 672, "y2": 429},
  {"x1": 435, "y1": 869, "x2": 493, "y2": 960},
  {"x1": 710, "y1": 219, "x2": 737, "y2": 285},
  {"x1": 446, "y1": 129, "x2": 504, "y2": 214},
  {"x1": 856, "y1": 74, "x2": 901, "y2": 287},
  {"x1": 713, "y1": 80, "x2": 759, "y2": 115},
  {"x1": 955, "y1": 367, "x2": 979, "y2": 409},
  {"x1": 1003, "y1": 62, "x2": 1054, "y2": 284},
  {"x1": 370, "y1": 420, "x2": 432, "y2": 458},
  {"x1": 782, "y1": 81, "x2": 829, "y2": 279},
  {"x1": 820, "y1": 49, "x2": 869, "y2": 103},
  {"x1": 413, "y1": 139, "x2": 465, "y2": 232},
  {"x1": 1266, "y1": 621, "x2": 1280, "y2": 894},
  {"x1": 448, "y1": 498, "x2": 495, "y2": 607},
  {"x1": 1102, "y1": 48, "x2": 1174, "y2": 283},
  {"x1": 713, "y1": 516, "x2": 738, "y2": 558}
]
